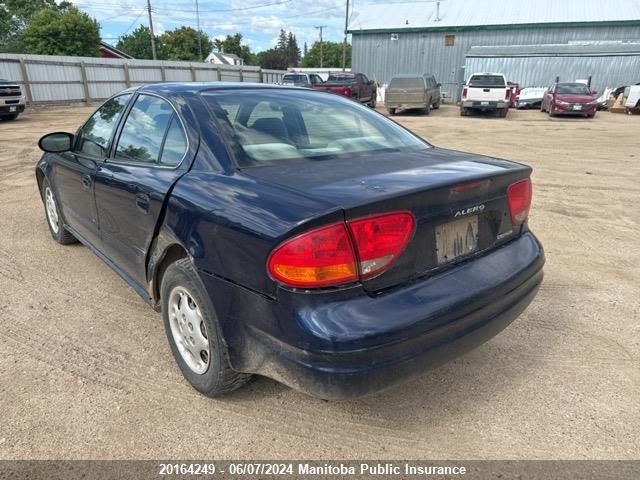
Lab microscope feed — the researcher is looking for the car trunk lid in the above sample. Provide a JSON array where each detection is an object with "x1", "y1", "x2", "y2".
[{"x1": 245, "y1": 148, "x2": 531, "y2": 293}]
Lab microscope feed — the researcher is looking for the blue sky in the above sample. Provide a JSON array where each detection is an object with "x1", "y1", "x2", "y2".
[{"x1": 73, "y1": 0, "x2": 352, "y2": 53}]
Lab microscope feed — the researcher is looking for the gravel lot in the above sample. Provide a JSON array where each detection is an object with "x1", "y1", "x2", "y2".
[{"x1": 0, "y1": 104, "x2": 638, "y2": 460}]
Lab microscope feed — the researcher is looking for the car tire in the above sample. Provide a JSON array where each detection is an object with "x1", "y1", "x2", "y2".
[
  {"x1": 499, "y1": 108, "x2": 508, "y2": 118},
  {"x1": 161, "y1": 257, "x2": 251, "y2": 397},
  {"x1": 40, "y1": 178, "x2": 78, "y2": 245},
  {"x1": 1, "y1": 113, "x2": 18, "y2": 121},
  {"x1": 432, "y1": 100, "x2": 440, "y2": 110},
  {"x1": 369, "y1": 95, "x2": 377, "y2": 108},
  {"x1": 460, "y1": 107, "x2": 467, "y2": 116},
  {"x1": 387, "y1": 108, "x2": 396, "y2": 115},
  {"x1": 424, "y1": 102, "x2": 431, "y2": 115}
]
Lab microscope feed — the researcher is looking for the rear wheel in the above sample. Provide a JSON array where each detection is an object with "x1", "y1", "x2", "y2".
[
  {"x1": 432, "y1": 99, "x2": 441, "y2": 110},
  {"x1": 387, "y1": 107, "x2": 396, "y2": 115},
  {"x1": 161, "y1": 258, "x2": 251, "y2": 397},
  {"x1": 424, "y1": 101, "x2": 431, "y2": 115},
  {"x1": 40, "y1": 178, "x2": 77, "y2": 245},
  {"x1": 460, "y1": 107, "x2": 469, "y2": 116},
  {"x1": 368, "y1": 95, "x2": 377, "y2": 108},
  {"x1": 499, "y1": 108, "x2": 508, "y2": 118}
]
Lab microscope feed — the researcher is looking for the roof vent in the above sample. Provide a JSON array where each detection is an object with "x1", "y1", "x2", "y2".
[{"x1": 390, "y1": 33, "x2": 399, "y2": 41}]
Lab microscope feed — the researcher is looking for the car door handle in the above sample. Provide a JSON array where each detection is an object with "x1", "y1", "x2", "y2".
[
  {"x1": 135, "y1": 193, "x2": 150, "y2": 213},
  {"x1": 81, "y1": 175, "x2": 91, "y2": 189}
]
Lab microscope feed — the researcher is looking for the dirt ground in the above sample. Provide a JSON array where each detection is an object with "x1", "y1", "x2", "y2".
[{"x1": 0, "y1": 104, "x2": 638, "y2": 460}]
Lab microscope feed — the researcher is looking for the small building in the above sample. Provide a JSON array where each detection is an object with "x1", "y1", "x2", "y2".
[
  {"x1": 99, "y1": 41, "x2": 133, "y2": 60},
  {"x1": 348, "y1": 0, "x2": 640, "y2": 100},
  {"x1": 206, "y1": 52, "x2": 244, "y2": 66}
]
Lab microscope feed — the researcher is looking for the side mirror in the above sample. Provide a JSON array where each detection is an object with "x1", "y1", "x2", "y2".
[{"x1": 39, "y1": 132, "x2": 74, "y2": 153}]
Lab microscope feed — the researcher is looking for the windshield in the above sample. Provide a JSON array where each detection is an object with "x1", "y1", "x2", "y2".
[
  {"x1": 468, "y1": 75, "x2": 506, "y2": 88},
  {"x1": 202, "y1": 89, "x2": 428, "y2": 167},
  {"x1": 328, "y1": 75, "x2": 355, "y2": 83},
  {"x1": 556, "y1": 84, "x2": 591, "y2": 95},
  {"x1": 389, "y1": 77, "x2": 424, "y2": 89},
  {"x1": 282, "y1": 74, "x2": 308, "y2": 84}
]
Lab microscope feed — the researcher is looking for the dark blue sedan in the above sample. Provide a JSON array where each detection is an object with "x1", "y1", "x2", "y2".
[{"x1": 36, "y1": 83, "x2": 544, "y2": 399}]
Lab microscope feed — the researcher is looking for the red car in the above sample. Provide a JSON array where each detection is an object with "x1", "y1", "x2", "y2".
[{"x1": 541, "y1": 82, "x2": 598, "y2": 118}]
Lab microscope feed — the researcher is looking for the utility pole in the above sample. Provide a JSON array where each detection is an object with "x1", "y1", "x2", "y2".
[
  {"x1": 195, "y1": 0, "x2": 203, "y2": 61},
  {"x1": 315, "y1": 25, "x2": 327, "y2": 68},
  {"x1": 147, "y1": 0, "x2": 157, "y2": 60},
  {"x1": 342, "y1": 0, "x2": 349, "y2": 71}
]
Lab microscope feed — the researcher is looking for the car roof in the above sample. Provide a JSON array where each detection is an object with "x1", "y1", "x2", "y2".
[{"x1": 135, "y1": 82, "x2": 306, "y2": 95}]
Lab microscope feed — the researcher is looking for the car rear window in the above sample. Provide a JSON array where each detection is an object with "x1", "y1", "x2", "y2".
[
  {"x1": 468, "y1": 75, "x2": 506, "y2": 88},
  {"x1": 202, "y1": 89, "x2": 428, "y2": 167},
  {"x1": 283, "y1": 74, "x2": 307, "y2": 83},
  {"x1": 389, "y1": 77, "x2": 424, "y2": 89},
  {"x1": 328, "y1": 75, "x2": 355, "y2": 83}
]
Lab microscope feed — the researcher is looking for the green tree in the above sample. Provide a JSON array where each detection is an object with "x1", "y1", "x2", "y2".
[
  {"x1": 301, "y1": 41, "x2": 351, "y2": 68},
  {"x1": 0, "y1": 0, "x2": 72, "y2": 51},
  {"x1": 257, "y1": 48, "x2": 287, "y2": 70},
  {"x1": 22, "y1": 6, "x2": 100, "y2": 56},
  {"x1": 117, "y1": 25, "x2": 165, "y2": 60},
  {"x1": 160, "y1": 26, "x2": 212, "y2": 61},
  {"x1": 212, "y1": 33, "x2": 252, "y2": 64},
  {"x1": 285, "y1": 32, "x2": 300, "y2": 67}
]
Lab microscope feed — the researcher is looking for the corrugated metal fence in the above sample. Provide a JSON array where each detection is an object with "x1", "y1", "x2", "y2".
[{"x1": 0, "y1": 53, "x2": 286, "y2": 104}]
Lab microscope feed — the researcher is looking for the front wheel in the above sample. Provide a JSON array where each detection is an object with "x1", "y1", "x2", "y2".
[
  {"x1": 161, "y1": 258, "x2": 251, "y2": 397},
  {"x1": 40, "y1": 178, "x2": 77, "y2": 244},
  {"x1": 1, "y1": 113, "x2": 18, "y2": 121},
  {"x1": 368, "y1": 95, "x2": 377, "y2": 108}
]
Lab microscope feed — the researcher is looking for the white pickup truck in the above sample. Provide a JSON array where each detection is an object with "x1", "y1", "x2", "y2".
[
  {"x1": 460, "y1": 73, "x2": 510, "y2": 117},
  {"x1": 0, "y1": 79, "x2": 26, "y2": 121}
]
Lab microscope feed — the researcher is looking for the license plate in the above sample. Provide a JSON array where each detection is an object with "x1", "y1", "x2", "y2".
[
  {"x1": 481, "y1": 101, "x2": 489, "y2": 105},
  {"x1": 435, "y1": 216, "x2": 479, "y2": 265},
  {"x1": 572, "y1": 105, "x2": 583, "y2": 110},
  {"x1": 9, "y1": 106, "x2": 16, "y2": 112}
]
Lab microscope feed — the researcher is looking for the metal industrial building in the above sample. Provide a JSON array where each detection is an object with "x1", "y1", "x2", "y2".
[
  {"x1": 465, "y1": 43, "x2": 640, "y2": 95},
  {"x1": 348, "y1": 0, "x2": 640, "y2": 100}
]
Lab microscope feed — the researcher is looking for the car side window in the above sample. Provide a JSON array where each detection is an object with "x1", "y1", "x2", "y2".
[
  {"x1": 75, "y1": 94, "x2": 131, "y2": 158},
  {"x1": 114, "y1": 94, "x2": 174, "y2": 164},
  {"x1": 361, "y1": 74, "x2": 369, "y2": 84},
  {"x1": 159, "y1": 116, "x2": 187, "y2": 166}
]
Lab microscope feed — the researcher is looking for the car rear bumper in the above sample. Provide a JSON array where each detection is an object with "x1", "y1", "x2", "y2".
[
  {"x1": 386, "y1": 103, "x2": 427, "y2": 110},
  {"x1": 462, "y1": 100, "x2": 509, "y2": 109},
  {"x1": 220, "y1": 232, "x2": 544, "y2": 399}
]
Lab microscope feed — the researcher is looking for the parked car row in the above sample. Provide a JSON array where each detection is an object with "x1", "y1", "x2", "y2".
[{"x1": 281, "y1": 72, "x2": 377, "y2": 108}]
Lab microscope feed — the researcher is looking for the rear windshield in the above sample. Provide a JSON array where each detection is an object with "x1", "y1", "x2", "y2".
[
  {"x1": 327, "y1": 75, "x2": 355, "y2": 83},
  {"x1": 282, "y1": 74, "x2": 307, "y2": 83},
  {"x1": 202, "y1": 89, "x2": 428, "y2": 167},
  {"x1": 468, "y1": 75, "x2": 506, "y2": 88},
  {"x1": 556, "y1": 84, "x2": 591, "y2": 95},
  {"x1": 389, "y1": 77, "x2": 424, "y2": 89}
]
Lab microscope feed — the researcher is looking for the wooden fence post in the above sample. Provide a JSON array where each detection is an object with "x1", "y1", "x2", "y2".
[
  {"x1": 216, "y1": 67, "x2": 222, "y2": 81},
  {"x1": 239, "y1": 68, "x2": 244, "y2": 82},
  {"x1": 160, "y1": 65, "x2": 166, "y2": 82},
  {"x1": 18, "y1": 59, "x2": 33, "y2": 104},
  {"x1": 190, "y1": 66, "x2": 197, "y2": 82}
]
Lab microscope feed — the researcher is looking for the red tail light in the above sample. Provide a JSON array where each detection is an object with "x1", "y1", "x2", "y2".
[
  {"x1": 347, "y1": 212, "x2": 415, "y2": 279},
  {"x1": 507, "y1": 178, "x2": 532, "y2": 225},
  {"x1": 342, "y1": 86, "x2": 351, "y2": 97},
  {"x1": 462, "y1": 87, "x2": 468, "y2": 98},
  {"x1": 268, "y1": 212, "x2": 415, "y2": 288}
]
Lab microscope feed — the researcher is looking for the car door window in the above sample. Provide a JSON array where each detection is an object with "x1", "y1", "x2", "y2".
[
  {"x1": 159, "y1": 116, "x2": 187, "y2": 166},
  {"x1": 75, "y1": 94, "x2": 131, "y2": 158},
  {"x1": 114, "y1": 94, "x2": 174, "y2": 164}
]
